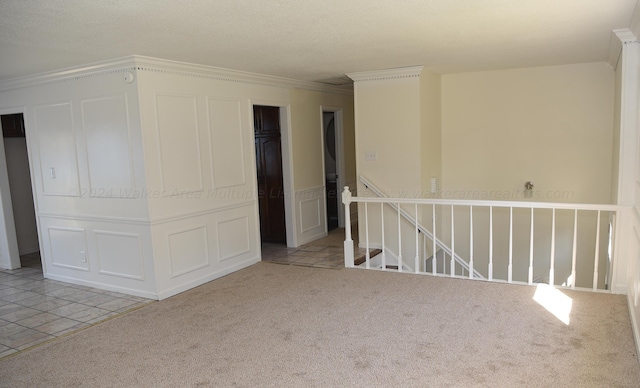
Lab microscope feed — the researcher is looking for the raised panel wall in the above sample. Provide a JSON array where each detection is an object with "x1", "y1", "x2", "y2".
[
  {"x1": 217, "y1": 216, "x2": 250, "y2": 262},
  {"x1": 168, "y1": 226, "x2": 209, "y2": 278},
  {"x1": 95, "y1": 231, "x2": 144, "y2": 280},
  {"x1": 295, "y1": 186, "x2": 327, "y2": 245},
  {"x1": 82, "y1": 95, "x2": 135, "y2": 197},
  {"x1": 33, "y1": 103, "x2": 80, "y2": 196},
  {"x1": 208, "y1": 98, "x2": 246, "y2": 189},
  {"x1": 155, "y1": 94, "x2": 203, "y2": 194},
  {"x1": 48, "y1": 227, "x2": 88, "y2": 271}
]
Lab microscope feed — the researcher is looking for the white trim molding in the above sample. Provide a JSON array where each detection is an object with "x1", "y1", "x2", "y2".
[
  {"x1": 347, "y1": 66, "x2": 424, "y2": 83},
  {"x1": 609, "y1": 29, "x2": 640, "y2": 69},
  {"x1": 0, "y1": 55, "x2": 354, "y2": 96}
]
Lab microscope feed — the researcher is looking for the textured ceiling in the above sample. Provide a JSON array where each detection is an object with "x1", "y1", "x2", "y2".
[{"x1": 0, "y1": 0, "x2": 637, "y2": 83}]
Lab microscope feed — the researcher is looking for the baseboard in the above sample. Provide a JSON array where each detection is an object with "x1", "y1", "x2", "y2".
[
  {"x1": 295, "y1": 230, "x2": 327, "y2": 247},
  {"x1": 156, "y1": 257, "x2": 260, "y2": 300},
  {"x1": 44, "y1": 273, "x2": 158, "y2": 300}
]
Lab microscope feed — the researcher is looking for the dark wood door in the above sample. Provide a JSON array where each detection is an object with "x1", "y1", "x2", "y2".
[{"x1": 254, "y1": 105, "x2": 286, "y2": 244}]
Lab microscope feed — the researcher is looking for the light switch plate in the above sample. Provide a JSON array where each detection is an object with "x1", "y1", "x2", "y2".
[{"x1": 365, "y1": 151, "x2": 377, "y2": 161}]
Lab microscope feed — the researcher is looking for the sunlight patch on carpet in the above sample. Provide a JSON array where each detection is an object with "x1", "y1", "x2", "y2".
[{"x1": 533, "y1": 284, "x2": 572, "y2": 325}]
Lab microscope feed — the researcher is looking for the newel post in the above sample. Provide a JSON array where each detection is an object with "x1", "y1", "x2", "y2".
[{"x1": 342, "y1": 186, "x2": 355, "y2": 268}]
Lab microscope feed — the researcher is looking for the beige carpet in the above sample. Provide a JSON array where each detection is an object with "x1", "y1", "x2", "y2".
[{"x1": 1, "y1": 262, "x2": 638, "y2": 387}]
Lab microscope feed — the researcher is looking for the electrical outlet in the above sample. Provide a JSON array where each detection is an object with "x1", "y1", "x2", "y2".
[{"x1": 80, "y1": 251, "x2": 87, "y2": 263}]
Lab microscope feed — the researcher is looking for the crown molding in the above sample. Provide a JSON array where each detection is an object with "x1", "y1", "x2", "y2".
[
  {"x1": 0, "y1": 55, "x2": 353, "y2": 95},
  {"x1": 347, "y1": 66, "x2": 424, "y2": 82},
  {"x1": 608, "y1": 29, "x2": 639, "y2": 69}
]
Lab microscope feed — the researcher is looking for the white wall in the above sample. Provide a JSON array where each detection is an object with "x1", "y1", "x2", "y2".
[
  {"x1": 0, "y1": 56, "x2": 355, "y2": 299},
  {"x1": 0, "y1": 67, "x2": 157, "y2": 297}
]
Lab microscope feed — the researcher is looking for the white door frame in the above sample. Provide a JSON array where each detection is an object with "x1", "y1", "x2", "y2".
[
  {"x1": 0, "y1": 107, "x2": 29, "y2": 269},
  {"x1": 249, "y1": 100, "x2": 297, "y2": 247},
  {"x1": 320, "y1": 106, "x2": 345, "y2": 228}
]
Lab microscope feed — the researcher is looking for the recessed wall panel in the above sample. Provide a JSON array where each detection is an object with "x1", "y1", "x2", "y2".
[
  {"x1": 48, "y1": 227, "x2": 88, "y2": 271},
  {"x1": 82, "y1": 95, "x2": 135, "y2": 197},
  {"x1": 208, "y1": 98, "x2": 246, "y2": 188},
  {"x1": 156, "y1": 94, "x2": 203, "y2": 193},
  {"x1": 168, "y1": 226, "x2": 209, "y2": 277},
  {"x1": 217, "y1": 216, "x2": 250, "y2": 262},
  {"x1": 300, "y1": 198, "x2": 321, "y2": 233},
  {"x1": 33, "y1": 103, "x2": 80, "y2": 196},
  {"x1": 95, "y1": 231, "x2": 144, "y2": 280}
]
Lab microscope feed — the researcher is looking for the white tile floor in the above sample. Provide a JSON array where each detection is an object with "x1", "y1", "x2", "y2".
[
  {"x1": 0, "y1": 252, "x2": 153, "y2": 359},
  {"x1": 261, "y1": 226, "x2": 373, "y2": 269}
]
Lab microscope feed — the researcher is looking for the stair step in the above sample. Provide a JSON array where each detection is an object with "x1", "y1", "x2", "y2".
[{"x1": 354, "y1": 249, "x2": 382, "y2": 266}]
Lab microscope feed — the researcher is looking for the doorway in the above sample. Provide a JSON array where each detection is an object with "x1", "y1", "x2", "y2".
[
  {"x1": 322, "y1": 108, "x2": 345, "y2": 231},
  {"x1": 0, "y1": 113, "x2": 39, "y2": 269},
  {"x1": 254, "y1": 105, "x2": 287, "y2": 244},
  {"x1": 323, "y1": 112, "x2": 339, "y2": 231}
]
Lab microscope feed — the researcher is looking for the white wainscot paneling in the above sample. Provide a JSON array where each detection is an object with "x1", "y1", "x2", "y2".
[
  {"x1": 207, "y1": 98, "x2": 246, "y2": 189},
  {"x1": 82, "y1": 95, "x2": 135, "y2": 197},
  {"x1": 168, "y1": 226, "x2": 209, "y2": 278},
  {"x1": 155, "y1": 94, "x2": 203, "y2": 193},
  {"x1": 48, "y1": 227, "x2": 88, "y2": 271},
  {"x1": 217, "y1": 216, "x2": 250, "y2": 262},
  {"x1": 296, "y1": 186, "x2": 327, "y2": 246},
  {"x1": 33, "y1": 103, "x2": 80, "y2": 196},
  {"x1": 95, "y1": 230, "x2": 144, "y2": 280}
]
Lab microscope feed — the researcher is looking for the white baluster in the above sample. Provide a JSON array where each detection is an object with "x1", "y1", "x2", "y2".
[
  {"x1": 451, "y1": 205, "x2": 455, "y2": 277},
  {"x1": 432, "y1": 204, "x2": 437, "y2": 275},
  {"x1": 415, "y1": 204, "x2": 419, "y2": 273},
  {"x1": 397, "y1": 203, "x2": 403, "y2": 272},
  {"x1": 342, "y1": 187, "x2": 354, "y2": 268},
  {"x1": 422, "y1": 230, "x2": 427, "y2": 273},
  {"x1": 489, "y1": 206, "x2": 493, "y2": 281},
  {"x1": 549, "y1": 209, "x2": 556, "y2": 286},
  {"x1": 365, "y1": 202, "x2": 370, "y2": 269},
  {"x1": 508, "y1": 207, "x2": 513, "y2": 283},
  {"x1": 528, "y1": 208, "x2": 534, "y2": 285},
  {"x1": 570, "y1": 209, "x2": 578, "y2": 289},
  {"x1": 469, "y1": 206, "x2": 474, "y2": 279},
  {"x1": 593, "y1": 210, "x2": 601, "y2": 290}
]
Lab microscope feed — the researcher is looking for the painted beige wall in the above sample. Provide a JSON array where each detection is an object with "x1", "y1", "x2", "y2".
[
  {"x1": 611, "y1": 57, "x2": 622, "y2": 203},
  {"x1": 441, "y1": 62, "x2": 614, "y2": 204},
  {"x1": 352, "y1": 74, "x2": 423, "y2": 269},
  {"x1": 289, "y1": 89, "x2": 355, "y2": 191},
  {"x1": 421, "y1": 70, "x2": 442, "y2": 198},
  {"x1": 355, "y1": 77, "x2": 421, "y2": 196},
  {"x1": 439, "y1": 63, "x2": 615, "y2": 285}
]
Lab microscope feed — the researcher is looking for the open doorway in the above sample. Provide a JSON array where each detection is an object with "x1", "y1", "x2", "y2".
[
  {"x1": 0, "y1": 113, "x2": 39, "y2": 269},
  {"x1": 322, "y1": 108, "x2": 345, "y2": 231},
  {"x1": 253, "y1": 105, "x2": 287, "y2": 244}
]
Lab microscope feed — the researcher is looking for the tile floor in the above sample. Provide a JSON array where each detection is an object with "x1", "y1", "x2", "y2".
[
  {"x1": 261, "y1": 226, "x2": 367, "y2": 269},
  {"x1": 0, "y1": 228, "x2": 356, "y2": 358},
  {"x1": 0, "y1": 252, "x2": 153, "y2": 359}
]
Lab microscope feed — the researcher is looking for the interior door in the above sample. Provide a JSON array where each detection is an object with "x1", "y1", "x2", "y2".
[{"x1": 254, "y1": 105, "x2": 286, "y2": 244}]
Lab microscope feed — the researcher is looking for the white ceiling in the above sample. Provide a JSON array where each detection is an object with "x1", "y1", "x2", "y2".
[{"x1": 0, "y1": 0, "x2": 637, "y2": 83}]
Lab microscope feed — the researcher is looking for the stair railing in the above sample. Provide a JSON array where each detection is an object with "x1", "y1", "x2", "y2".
[
  {"x1": 342, "y1": 183, "x2": 623, "y2": 291},
  {"x1": 359, "y1": 175, "x2": 484, "y2": 279}
]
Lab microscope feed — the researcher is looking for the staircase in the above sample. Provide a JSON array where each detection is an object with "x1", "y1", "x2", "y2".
[{"x1": 359, "y1": 176, "x2": 485, "y2": 279}]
